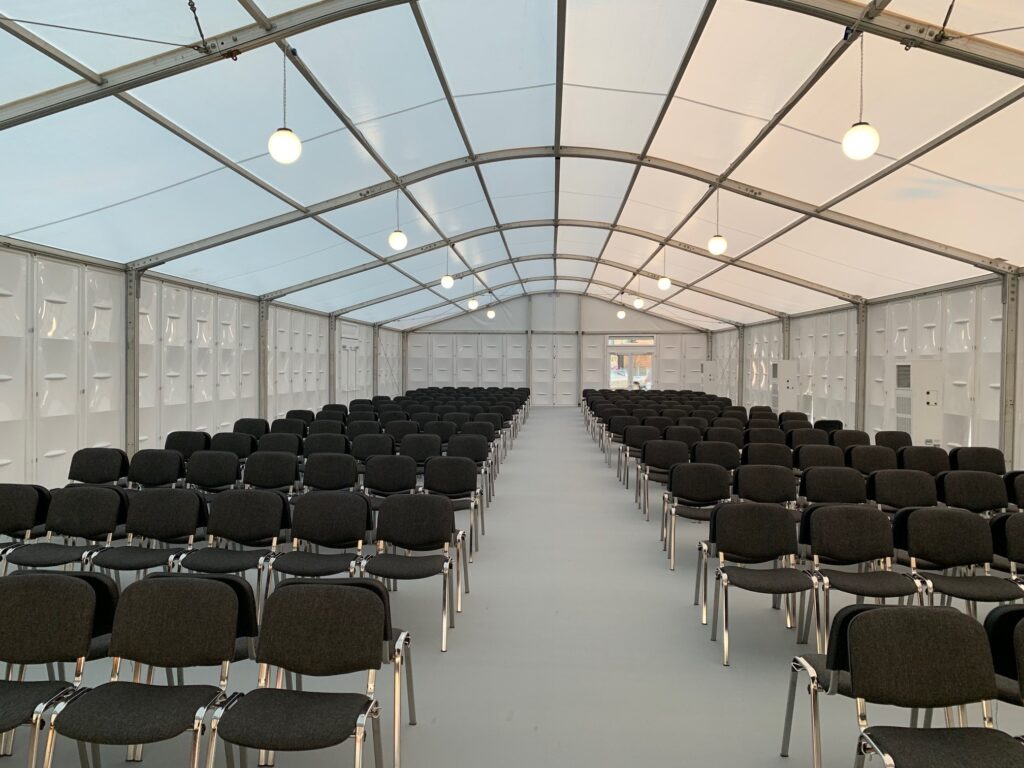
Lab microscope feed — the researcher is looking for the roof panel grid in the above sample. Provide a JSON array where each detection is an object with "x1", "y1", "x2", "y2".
[
  {"x1": 556, "y1": 225, "x2": 609, "y2": 257},
  {"x1": 618, "y1": 168, "x2": 710, "y2": 236},
  {"x1": 0, "y1": 34, "x2": 79, "y2": 105},
  {"x1": 516, "y1": 259, "x2": 555, "y2": 279},
  {"x1": 697, "y1": 266, "x2": 842, "y2": 315},
  {"x1": 505, "y1": 226, "x2": 556, "y2": 258},
  {"x1": 455, "y1": 232, "x2": 509, "y2": 268},
  {"x1": 480, "y1": 159, "x2": 555, "y2": 223},
  {"x1": 286, "y1": 264, "x2": 416, "y2": 313},
  {"x1": 601, "y1": 231, "x2": 656, "y2": 269},
  {"x1": 344, "y1": 288, "x2": 443, "y2": 324},
  {"x1": 407, "y1": 167, "x2": 495, "y2": 237},
  {"x1": 667, "y1": 289, "x2": 773, "y2": 325},
  {"x1": 675, "y1": 189, "x2": 801, "y2": 257},
  {"x1": 321, "y1": 192, "x2": 438, "y2": 256},
  {"x1": 556, "y1": 259, "x2": 597, "y2": 279},
  {"x1": 558, "y1": 158, "x2": 635, "y2": 222}
]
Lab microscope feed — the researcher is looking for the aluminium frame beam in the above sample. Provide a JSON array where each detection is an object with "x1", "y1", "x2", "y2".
[
  {"x1": 1001, "y1": 275, "x2": 1019, "y2": 460},
  {"x1": 0, "y1": 0, "x2": 407, "y2": 130}
]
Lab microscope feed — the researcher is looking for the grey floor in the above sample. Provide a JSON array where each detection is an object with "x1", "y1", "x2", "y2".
[{"x1": 30, "y1": 406, "x2": 1024, "y2": 767}]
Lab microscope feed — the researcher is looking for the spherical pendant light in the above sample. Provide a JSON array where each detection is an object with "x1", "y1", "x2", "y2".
[
  {"x1": 486, "y1": 309, "x2": 496, "y2": 319},
  {"x1": 268, "y1": 128, "x2": 302, "y2": 164},
  {"x1": 657, "y1": 276, "x2": 672, "y2": 291},
  {"x1": 440, "y1": 274, "x2": 455, "y2": 290},
  {"x1": 842, "y1": 121, "x2": 880, "y2": 160},
  {"x1": 632, "y1": 297, "x2": 645, "y2": 310},
  {"x1": 707, "y1": 234, "x2": 728, "y2": 256},
  {"x1": 388, "y1": 228, "x2": 408, "y2": 251},
  {"x1": 616, "y1": 309, "x2": 626, "y2": 320},
  {"x1": 467, "y1": 298, "x2": 479, "y2": 310}
]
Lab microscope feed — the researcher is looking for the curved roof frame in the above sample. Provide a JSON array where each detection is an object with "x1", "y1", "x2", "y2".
[{"x1": 2, "y1": 0, "x2": 1022, "y2": 330}]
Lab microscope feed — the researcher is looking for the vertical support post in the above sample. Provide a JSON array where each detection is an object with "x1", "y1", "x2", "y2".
[
  {"x1": 782, "y1": 314, "x2": 791, "y2": 360},
  {"x1": 705, "y1": 331, "x2": 713, "y2": 361},
  {"x1": 1001, "y1": 274, "x2": 1019, "y2": 461},
  {"x1": 576, "y1": 295, "x2": 583, "y2": 403},
  {"x1": 124, "y1": 267, "x2": 143, "y2": 455},
  {"x1": 401, "y1": 331, "x2": 409, "y2": 395},
  {"x1": 736, "y1": 326, "x2": 745, "y2": 405},
  {"x1": 371, "y1": 324, "x2": 380, "y2": 398},
  {"x1": 257, "y1": 299, "x2": 269, "y2": 420},
  {"x1": 327, "y1": 314, "x2": 337, "y2": 404},
  {"x1": 527, "y1": 295, "x2": 534, "y2": 392},
  {"x1": 855, "y1": 301, "x2": 868, "y2": 432}
]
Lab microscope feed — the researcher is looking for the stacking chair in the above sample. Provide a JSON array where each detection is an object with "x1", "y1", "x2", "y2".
[
  {"x1": 800, "y1": 467, "x2": 867, "y2": 508},
  {"x1": 303, "y1": 433, "x2": 349, "y2": 458},
  {"x1": 352, "y1": 435, "x2": 397, "y2": 477},
  {"x1": 898, "y1": 445, "x2": 950, "y2": 476},
  {"x1": 210, "y1": 432, "x2": 257, "y2": 461},
  {"x1": 399, "y1": 433, "x2": 443, "y2": 470},
  {"x1": 665, "y1": 463, "x2": 731, "y2": 573},
  {"x1": 285, "y1": 409, "x2": 315, "y2": 426},
  {"x1": 447, "y1": 435, "x2": 493, "y2": 506},
  {"x1": 875, "y1": 430, "x2": 912, "y2": 452},
  {"x1": 362, "y1": 456, "x2": 418, "y2": 509},
  {"x1": 741, "y1": 444, "x2": 793, "y2": 469},
  {"x1": 734, "y1": 465, "x2": 797, "y2": 510},
  {"x1": 983, "y1": 604, "x2": 1024, "y2": 707},
  {"x1": 713, "y1": 417, "x2": 744, "y2": 432},
  {"x1": 185, "y1": 451, "x2": 240, "y2": 501},
  {"x1": 0, "y1": 483, "x2": 49, "y2": 556},
  {"x1": 0, "y1": 574, "x2": 99, "y2": 768},
  {"x1": 318, "y1": 405, "x2": 348, "y2": 419},
  {"x1": 242, "y1": 451, "x2": 298, "y2": 494},
  {"x1": 619, "y1": 425, "x2": 661, "y2": 488},
  {"x1": 787, "y1": 428, "x2": 828, "y2": 449},
  {"x1": 693, "y1": 441, "x2": 740, "y2": 474},
  {"x1": 362, "y1": 495, "x2": 464, "y2": 652},
  {"x1": 848, "y1": 607, "x2": 1024, "y2": 768},
  {"x1": 5, "y1": 486, "x2": 126, "y2": 573},
  {"x1": 379, "y1": 412, "x2": 410, "y2": 428},
  {"x1": 802, "y1": 505, "x2": 919, "y2": 652},
  {"x1": 830, "y1": 429, "x2": 871, "y2": 452},
  {"x1": 705, "y1": 427, "x2": 743, "y2": 450},
  {"x1": 233, "y1": 418, "x2": 269, "y2": 440},
  {"x1": 812, "y1": 419, "x2": 842, "y2": 434},
  {"x1": 348, "y1": 421, "x2": 384, "y2": 441},
  {"x1": 637, "y1": 440, "x2": 689, "y2": 522},
  {"x1": 709, "y1": 502, "x2": 811, "y2": 665},
  {"x1": 89, "y1": 489, "x2": 204, "y2": 580},
  {"x1": 677, "y1": 416, "x2": 708, "y2": 432},
  {"x1": 301, "y1": 453, "x2": 359, "y2": 492},
  {"x1": 424, "y1": 421, "x2": 456, "y2": 447},
  {"x1": 424, "y1": 456, "x2": 483, "y2": 558},
  {"x1": 385, "y1": 420, "x2": 420, "y2": 446},
  {"x1": 445, "y1": 413, "x2": 472, "y2": 432},
  {"x1": 257, "y1": 433, "x2": 302, "y2": 457},
  {"x1": 744, "y1": 428, "x2": 786, "y2": 445},
  {"x1": 937, "y1": 470, "x2": 1008, "y2": 515},
  {"x1": 845, "y1": 445, "x2": 897, "y2": 476},
  {"x1": 206, "y1": 583, "x2": 386, "y2": 768},
  {"x1": 67, "y1": 447, "x2": 129, "y2": 486},
  {"x1": 664, "y1": 425, "x2": 701, "y2": 449},
  {"x1": 462, "y1": 422, "x2": 499, "y2": 476},
  {"x1": 779, "y1": 411, "x2": 808, "y2": 424},
  {"x1": 124, "y1": 449, "x2": 184, "y2": 491},
  {"x1": 793, "y1": 445, "x2": 844, "y2": 478},
  {"x1": 164, "y1": 431, "x2": 211, "y2": 462},
  {"x1": 781, "y1": 420, "x2": 813, "y2": 434},
  {"x1": 950, "y1": 446, "x2": 1006, "y2": 474},
  {"x1": 748, "y1": 418, "x2": 780, "y2": 430},
  {"x1": 42, "y1": 577, "x2": 238, "y2": 768},
  {"x1": 867, "y1": 469, "x2": 936, "y2": 514},
  {"x1": 307, "y1": 420, "x2": 344, "y2": 435}
]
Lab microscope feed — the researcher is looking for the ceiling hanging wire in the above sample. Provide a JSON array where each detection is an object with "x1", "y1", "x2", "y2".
[
  {"x1": 841, "y1": 34, "x2": 880, "y2": 160},
  {"x1": 2, "y1": 18, "x2": 194, "y2": 48},
  {"x1": 388, "y1": 191, "x2": 408, "y2": 251},
  {"x1": 707, "y1": 188, "x2": 728, "y2": 255},
  {"x1": 267, "y1": 48, "x2": 302, "y2": 164},
  {"x1": 441, "y1": 248, "x2": 455, "y2": 289}
]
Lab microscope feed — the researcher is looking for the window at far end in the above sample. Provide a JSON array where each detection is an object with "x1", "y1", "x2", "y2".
[{"x1": 607, "y1": 336, "x2": 655, "y2": 347}]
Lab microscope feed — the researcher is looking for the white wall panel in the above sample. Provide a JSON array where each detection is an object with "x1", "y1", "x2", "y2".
[
  {"x1": 713, "y1": 330, "x2": 739, "y2": 402},
  {"x1": 0, "y1": 251, "x2": 29, "y2": 483},
  {"x1": 790, "y1": 309, "x2": 857, "y2": 426},
  {"x1": 530, "y1": 333, "x2": 555, "y2": 405},
  {"x1": 190, "y1": 291, "x2": 216, "y2": 432},
  {"x1": 267, "y1": 306, "x2": 329, "y2": 417},
  {"x1": 336, "y1": 321, "x2": 374, "y2": 403},
  {"x1": 505, "y1": 334, "x2": 528, "y2": 386},
  {"x1": 215, "y1": 297, "x2": 240, "y2": 433},
  {"x1": 744, "y1": 322, "x2": 781, "y2": 406},
  {"x1": 377, "y1": 328, "x2": 403, "y2": 397},
  {"x1": 83, "y1": 269, "x2": 124, "y2": 451}
]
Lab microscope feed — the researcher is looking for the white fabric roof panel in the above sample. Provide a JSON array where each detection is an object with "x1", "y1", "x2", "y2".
[
  {"x1": 556, "y1": 259, "x2": 597, "y2": 280},
  {"x1": 668, "y1": 290, "x2": 774, "y2": 325},
  {"x1": 600, "y1": 231, "x2": 656, "y2": 269},
  {"x1": 556, "y1": 226, "x2": 610, "y2": 258},
  {"x1": 516, "y1": 259, "x2": 555, "y2": 280},
  {"x1": 674, "y1": 190, "x2": 800, "y2": 258},
  {"x1": 407, "y1": 167, "x2": 495, "y2": 237},
  {"x1": 454, "y1": 232, "x2": 509, "y2": 268},
  {"x1": 320, "y1": 193, "x2": 438, "y2": 256},
  {"x1": 480, "y1": 159, "x2": 555, "y2": 224},
  {"x1": 0, "y1": 33, "x2": 78, "y2": 105},
  {"x1": 618, "y1": 168, "x2": 710, "y2": 237},
  {"x1": 557, "y1": 158, "x2": 634, "y2": 221},
  {"x1": 505, "y1": 227, "x2": 556, "y2": 258},
  {"x1": 344, "y1": 289, "x2": 444, "y2": 324},
  {"x1": 284, "y1": 265, "x2": 416, "y2": 313},
  {"x1": 696, "y1": 267, "x2": 841, "y2": 316}
]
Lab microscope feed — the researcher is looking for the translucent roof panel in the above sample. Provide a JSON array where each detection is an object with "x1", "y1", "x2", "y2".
[
  {"x1": 601, "y1": 232, "x2": 656, "y2": 269},
  {"x1": 556, "y1": 280, "x2": 586, "y2": 292},
  {"x1": 286, "y1": 266, "x2": 417, "y2": 313},
  {"x1": 396, "y1": 248, "x2": 456, "y2": 284},
  {"x1": 344, "y1": 289, "x2": 444, "y2": 324},
  {"x1": 132, "y1": 46, "x2": 387, "y2": 205},
  {"x1": 558, "y1": 158, "x2": 634, "y2": 221},
  {"x1": 321, "y1": 193, "x2": 438, "y2": 255},
  {"x1": 652, "y1": 99, "x2": 765, "y2": 177},
  {"x1": 524, "y1": 279, "x2": 556, "y2": 293},
  {"x1": 672, "y1": 290, "x2": 773, "y2": 325},
  {"x1": 652, "y1": 304, "x2": 727, "y2": 331},
  {"x1": 0, "y1": 1, "x2": 252, "y2": 72},
  {"x1": 745, "y1": 218, "x2": 986, "y2": 298},
  {"x1": 0, "y1": 34, "x2": 80, "y2": 104},
  {"x1": 516, "y1": 260, "x2": 555, "y2": 279},
  {"x1": 587, "y1": 283, "x2": 619, "y2": 300},
  {"x1": 408, "y1": 167, "x2": 495, "y2": 237},
  {"x1": 557, "y1": 226, "x2": 609, "y2": 257},
  {"x1": 481, "y1": 159, "x2": 556, "y2": 223},
  {"x1": 697, "y1": 267, "x2": 842, "y2": 315},
  {"x1": 661, "y1": 246, "x2": 720, "y2": 285},
  {"x1": 455, "y1": 233, "x2": 509, "y2": 268},
  {"x1": 675, "y1": 190, "x2": 800, "y2": 257},
  {"x1": 561, "y1": 0, "x2": 705, "y2": 151},
  {"x1": 391, "y1": 306, "x2": 460, "y2": 330},
  {"x1": 505, "y1": 226, "x2": 555, "y2": 258},
  {"x1": 155, "y1": 219, "x2": 372, "y2": 296},
  {"x1": 419, "y1": 0, "x2": 556, "y2": 153},
  {"x1": 592, "y1": 263, "x2": 633, "y2": 286},
  {"x1": 476, "y1": 263, "x2": 519, "y2": 288},
  {"x1": 618, "y1": 168, "x2": 709, "y2": 236},
  {"x1": 293, "y1": 5, "x2": 465, "y2": 175},
  {"x1": 557, "y1": 259, "x2": 597, "y2": 280}
]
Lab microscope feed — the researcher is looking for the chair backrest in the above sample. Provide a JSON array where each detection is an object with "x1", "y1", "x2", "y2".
[
  {"x1": 897, "y1": 445, "x2": 949, "y2": 476},
  {"x1": 950, "y1": 446, "x2": 1006, "y2": 475},
  {"x1": 781, "y1": 420, "x2": 813, "y2": 433},
  {"x1": 363, "y1": 455, "x2": 418, "y2": 494},
  {"x1": 291, "y1": 491, "x2": 370, "y2": 548},
  {"x1": 663, "y1": 425, "x2": 701, "y2": 448},
  {"x1": 127, "y1": 449, "x2": 185, "y2": 488},
  {"x1": 800, "y1": 466, "x2": 867, "y2": 504},
  {"x1": 830, "y1": 429, "x2": 871, "y2": 451},
  {"x1": 446, "y1": 434, "x2": 489, "y2": 463},
  {"x1": 258, "y1": 432, "x2": 303, "y2": 456},
  {"x1": 712, "y1": 417, "x2": 744, "y2": 431},
  {"x1": 208, "y1": 489, "x2": 288, "y2": 546},
  {"x1": 741, "y1": 443, "x2": 792, "y2": 469},
  {"x1": 233, "y1": 418, "x2": 269, "y2": 439},
  {"x1": 321, "y1": 404, "x2": 348, "y2": 416},
  {"x1": 0, "y1": 573, "x2": 97, "y2": 665},
  {"x1": 711, "y1": 502, "x2": 798, "y2": 561},
  {"x1": 257, "y1": 584, "x2": 383, "y2": 676},
  {"x1": 376, "y1": 494, "x2": 454, "y2": 551},
  {"x1": 307, "y1": 420, "x2": 344, "y2": 435},
  {"x1": 68, "y1": 447, "x2": 129, "y2": 485},
  {"x1": 608, "y1": 415, "x2": 639, "y2": 435},
  {"x1": 110, "y1": 577, "x2": 237, "y2": 668},
  {"x1": 186, "y1": 451, "x2": 240, "y2": 491},
  {"x1": 704, "y1": 427, "x2": 743, "y2": 449},
  {"x1": 412, "y1": 412, "x2": 441, "y2": 428},
  {"x1": 748, "y1": 418, "x2": 780, "y2": 430},
  {"x1": 794, "y1": 444, "x2": 844, "y2": 471},
  {"x1": 734, "y1": 464, "x2": 796, "y2": 505},
  {"x1": 125, "y1": 488, "x2": 203, "y2": 542},
  {"x1": 210, "y1": 431, "x2": 258, "y2": 459},
  {"x1": 641, "y1": 440, "x2": 689, "y2": 471},
  {"x1": 462, "y1": 421, "x2": 496, "y2": 442},
  {"x1": 423, "y1": 456, "x2": 478, "y2": 496},
  {"x1": 400, "y1": 433, "x2": 443, "y2": 464},
  {"x1": 937, "y1": 470, "x2": 1008, "y2": 513},
  {"x1": 623, "y1": 425, "x2": 661, "y2": 449},
  {"x1": 243, "y1": 451, "x2": 298, "y2": 491},
  {"x1": 347, "y1": 412, "x2": 379, "y2": 424},
  {"x1": 379, "y1": 411, "x2": 409, "y2": 427},
  {"x1": 804, "y1": 504, "x2": 893, "y2": 565},
  {"x1": 0, "y1": 483, "x2": 49, "y2": 536},
  {"x1": 845, "y1": 445, "x2": 897, "y2": 475},
  {"x1": 385, "y1": 420, "x2": 421, "y2": 442},
  {"x1": 813, "y1": 419, "x2": 843, "y2": 434},
  {"x1": 846, "y1": 607, "x2": 996, "y2": 708},
  {"x1": 905, "y1": 506, "x2": 994, "y2": 568},
  {"x1": 743, "y1": 428, "x2": 786, "y2": 446},
  {"x1": 303, "y1": 433, "x2": 349, "y2": 457},
  {"x1": 346, "y1": 420, "x2": 383, "y2": 440},
  {"x1": 47, "y1": 485, "x2": 126, "y2": 539},
  {"x1": 642, "y1": 416, "x2": 673, "y2": 432},
  {"x1": 677, "y1": 417, "x2": 709, "y2": 432},
  {"x1": 351, "y1": 434, "x2": 396, "y2": 463},
  {"x1": 693, "y1": 441, "x2": 740, "y2": 471},
  {"x1": 983, "y1": 605, "x2": 1024, "y2": 683},
  {"x1": 667, "y1": 463, "x2": 731, "y2": 504},
  {"x1": 866, "y1": 469, "x2": 936, "y2": 510},
  {"x1": 285, "y1": 409, "x2": 315, "y2": 425},
  {"x1": 787, "y1": 428, "x2": 828, "y2": 449},
  {"x1": 424, "y1": 420, "x2": 457, "y2": 443},
  {"x1": 1007, "y1": 471, "x2": 1024, "y2": 507},
  {"x1": 778, "y1": 411, "x2": 807, "y2": 423},
  {"x1": 875, "y1": 430, "x2": 912, "y2": 452},
  {"x1": 302, "y1": 453, "x2": 358, "y2": 491},
  {"x1": 164, "y1": 431, "x2": 210, "y2": 461}
]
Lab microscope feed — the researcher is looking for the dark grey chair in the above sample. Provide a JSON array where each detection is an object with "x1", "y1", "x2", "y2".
[
  {"x1": 303, "y1": 433, "x2": 349, "y2": 457},
  {"x1": 845, "y1": 445, "x2": 897, "y2": 476},
  {"x1": 399, "y1": 434, "x2": 442, "y2": 469},
  {"x1": 800, "y1": 467, "x2": 867, "y2": 507},
  {"x1": 787, "y1": 428, "x2": 828, "y2": 449},
  {"x1": 710, "y1": 502, "x2": 811, "y2": 665},
  {"x1": 185, "y1": 451, "x2": 240, "y2": 501},
  {"x1": 812, "y1": 419, "x2": 843, "y2": 434},
  {"x1": 301, "y1": 453, "x2": 359, "y2": 492},
  {"x1": 744, "y1": 427, "x2": 786, "y2": 445},
  {"x1": 424, "y1": 456, "x2": 483, "y2": 560},
  {"x1": 285, "y1": 409, "x2": 315, "y2": 426},
  {"x1": 43, "y1": 577, "x2": 238, "y2": 768},
  {"x1": 352, "y1": 435, "x2": 396, "y2": 474},
  {"x1": 665, "y1": 463, "x2": 732, "y2": 576},
  {"x1": 308, "y1": 420, "x2": 344, "y2": 435},
  {"x1": 207, "y1": 583, "x2": 385, "y2": 768},
  {"x1": 0, "y1": 483, "x2": 50, "y2": 556},
  {"x1": 664, "y1": 425, "x2": 701, "y2": 448},
  {"x1": 347, "y1": 421, "x2": 384, "y2": 441},
  {"x1": 867, "y1": 468, "x2": 936, "y2": 514},
  {"x1": 362, "y1": 456, "x2": 418, "y2": 510},
  {"x1": 271, "y1": 418, "x2": 307, "y2": 437},
  {"x1": 447, "y1": 434, "x2": 493, "y2": 505},
  {"x1": 734, "y1": 465, "x2": 796, "y2": 508},
  {"x1": 67, "y1": 447, "x2": 129, "y2": 486},
  {"x1": 164, "y1": 431, "x2": 211, "y2": 462},
  {"x1": 794, "y1": 445, "x2": 844, "y2": 477},
  {"x1": 950, "y1": 446, "x2": 1006, "y2": 475},
  {"x1": 898, "y1": 445, "x2": 950, "y2": 476},
  {"x1": 209, "y1": 432, "x2": 257, "y2": 461},
  {"x1": 875, "y1": 430, "x2": 912, "y2": 452},
  {"x1": 124, "y1": 449, "x2": 184, "y2": 491},
  {"x1": 741, "y1": 443, "x2": 793, "y2": 469},
  {"x1": 257, "y1": 433, "x2": 302, "y2": 457},
  {"x1": 937, "y1": 470, "x2": 1008, "y2": 515},
  {"x1": 693, "y1": 441, "x2": 740, "y2": 473},
  {"x1": 232, "y1": 418, "x2": 269, "y2": 440},
  {"x1": 384, "y1": 420, "x2": 420, "y2": 446},
  {"x1": 637, "y1": 440, "x2": 689, "y2": 522},
  {"x1": 242, "y1": 451, "x2": 298, "y2": 494}
]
